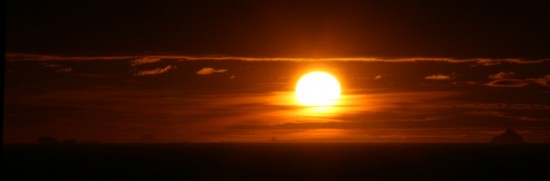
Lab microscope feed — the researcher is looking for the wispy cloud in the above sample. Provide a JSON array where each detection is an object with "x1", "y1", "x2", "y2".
[
  {"x1": 489, "y1": 71, "x2": 515, "y2": 80},
  {"x1": 6, "y1": 53, "x2": 549, "y2": 64},
  {"x1": 486, "y1": 79, "x2": 531, "y2": 87},
  {"x1": 55, "y1": 68, "x2": 73, "y2": 73},
  {"x1": 476, "y1": 58, "x2": 548, "y2": 66},
  {"x1": 134, "y1": 65, "x2": 175, "y2": 76},
  {"x1": 8, "y1": 53, "x2": 134, "y2": 61},
  {"x1": 197, "y1": 67, "x2": 228, "y2": 75},
  {"x1": 476, "y1": 59, "x2": 502, "y2": 66},
  {"x1": 535, "y1": 75, "x2": 550, "y2": 87},
  {"x1": 425, "y1": 74, "x2": 451, "y2": 80},
  {"x1": 41, "y1": 63, "x2": 64, "y2": 68},
  {"x1": 374, "y1": 75, "x2": 382, "y2": 80},
  {"x1": 41, "y1": 63, "x2": 73, "y2": 73},
  {"x1": 131, "y1": 57, "x2": 161, "y2": 67},
  {"x1": 485, "y1": 73, "x2": 550, "y2": 87},
  {"x1": 455, "y1": 103, "x2": 550, "y2": 110},
  {"x1": 75, "y1": 73, "x2": 117, "y2": 78}
]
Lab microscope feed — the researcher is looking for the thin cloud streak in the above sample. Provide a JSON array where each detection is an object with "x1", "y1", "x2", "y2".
[
  {"x1": 197, "y1": 67, "x2": 228, "y2": 75},
  {"x1": 489, "y1": 71, "x2": 516, "y2": 80},
  {"x1": 6, "y1": 53, "x2": 550, "y2": 64},
  {"x1": 485, "y1": 74, "x2": 550, "y2": 87},
  {"x1": 41, "y1": 63, "x2": 73, "y2": 73},
  {"x1": 486, "y1": 79, "x2": 532, "y2": 88},
  {"x1": 55, "y1": 68, "x2": 73, "y2": 73},
  {"x1": 134, "y1": 65, "x2": 175, "y2": 76},
  {"x1": 425, "y1": 74, "x2": 451, "y2": 80},
  {"x1": 131, "y1": 57, "x2": 161, "y2": 67}
]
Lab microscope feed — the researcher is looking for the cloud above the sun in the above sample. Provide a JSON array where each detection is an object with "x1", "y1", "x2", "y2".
[
  {"x1": 6, "y1": 52, "x2": 550, "y2": 89},
  {"x1": 489, "y1": 71, "x2": 516, "y2": 80},
  {"x1": 131, "y1": 57, "x2": 161, "y2": 67},
  {"x1": 197, "y1": 67, "x2": 228, "y2": 75},
  {"x1": 425, "y1": 74, "x2": 451, "y2": 80},
  {"x1": 41, "y1": 63, "x2": 73, "y2": 73},
  {"x1": 535, "y1": 75, "x2": 550, "y2": 87},
  {"x1": 134, "y1": 65, "x2": 175, "y2": 76},
  {"x1": 6, "y1": 53, "x2": 550, "y2": 65},
  {"x1": 485, "y1": 73, "x2": 550, "y2": 87},
  {"x1": 486, "y1": 79, "x2": 531, "y2": 87}
]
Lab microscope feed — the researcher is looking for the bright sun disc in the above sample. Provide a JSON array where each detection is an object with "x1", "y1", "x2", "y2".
[{"x1": 295, "y1": 72, "x2": 341, "y2": 106}]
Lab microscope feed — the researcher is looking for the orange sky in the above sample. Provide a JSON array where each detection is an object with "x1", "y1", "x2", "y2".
[
  {"x1": 4, "y1": 1, "x2": 550, "y2": 143},
  {"x1": 4, "y1": 55, "x2": 550, "y2": 143}
]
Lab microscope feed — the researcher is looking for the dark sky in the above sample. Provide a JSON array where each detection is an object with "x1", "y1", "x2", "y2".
[{"x1": 7, "y1": 0, "x2": 550, "y2": 58}]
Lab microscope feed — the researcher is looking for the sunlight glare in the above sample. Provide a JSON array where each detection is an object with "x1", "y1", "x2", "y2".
[{"x1": 295, "y1": 72, "x2": 341, "y2": 106}]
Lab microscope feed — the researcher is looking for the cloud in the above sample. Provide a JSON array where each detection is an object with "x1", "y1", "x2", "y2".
[
  {"x1": 535, "y1": 75, "x2": 550, "y2": 87},
  {"x1": 131, "y1": 57, "x2": 161, "y2": 66},
  {"x1": 455, "y1": 103, "x2": 550, "y2": 110},
  {"x1": 486, "y1": 79, "x2": 531, "y2": 87},
  {"x1": 485, "y1": 74, "x2": 550, "y2": 87},
  {"x1": 134, "y1": 65, "x2": 174, "y2": 76},
  {"x1": 466, "y1": 81, "x2": 477, "y2": 85},
  {"x1": 6, "y1": 53, "x2": 549, "y2": 64},
  {"x1": 42, "y1": 63, "x2": 64, "y2": 68},
  {"x1": 7, "y1": 53, "x2": 134, "y2": 61},
  {"x1": 465, "y1": 111, "x2": 549, "y2": 122},
  {"x1": 75, "y1": 73, "x2": 117, "y2": 78},
  {"x1": 425, "y1": 74, "x2": 451, "y2": 80},
  {"x1": 374, "y1": 75, "x2": 382, "y2": 80},
  {"x1": 489, "y1": 71, "x2": 516, "y2": 79},
  {"x1": 476, "y1": 59, "x2": 503, "y2": 66},
  {"x1": 476, "y1": 58, "x2": 548, "y2": 66},
  {"x1": 197, "y1": 67, "x2": 228, "y2": 75},
  {"x1": 55, "y1": 68, "x2": 73, "y2": 73},
  {"x1": 41, "y1": 63, "x2": 73, "y2": 73}
]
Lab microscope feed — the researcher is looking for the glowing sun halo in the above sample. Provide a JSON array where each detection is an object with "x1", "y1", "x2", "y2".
[{"x1": 295, "y1": 72, "x2": 341, "y2": 106}]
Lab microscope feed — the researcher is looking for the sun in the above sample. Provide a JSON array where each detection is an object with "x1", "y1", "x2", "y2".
[{"x1": 295, "y1": 71, "x2": 341, "y2": 106}]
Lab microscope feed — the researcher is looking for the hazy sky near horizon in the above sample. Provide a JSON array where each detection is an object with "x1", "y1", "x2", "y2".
[{"x1": 4, "y1": 0, "x2": 550, "y2": 143}]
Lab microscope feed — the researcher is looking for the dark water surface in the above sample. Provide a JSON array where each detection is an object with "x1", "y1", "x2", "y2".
[{"x1": 4, "y1": 143, "x2": 550, "y2": 180}]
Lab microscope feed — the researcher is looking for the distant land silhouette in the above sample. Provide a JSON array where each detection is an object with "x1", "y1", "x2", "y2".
[
  {"x1": 491, "y1": 129, "x2": 524, "y2": 144},
  {"x1": 5, "y1": 143, "x2": 550, "y2": 180},
  {"x1": 38, "y1": 136, "x2": 80, "y2": 144},
  {"x1": 60, "y1": 139, "x2": 78, "y2": 144},
  {"x1": 37, "y1": 136, "x2": 59, "y2": 144}
]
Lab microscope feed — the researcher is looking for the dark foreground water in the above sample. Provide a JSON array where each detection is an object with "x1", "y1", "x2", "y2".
[{"x1": 3, "y1": 143, "x2": 550, "y2": 180}]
